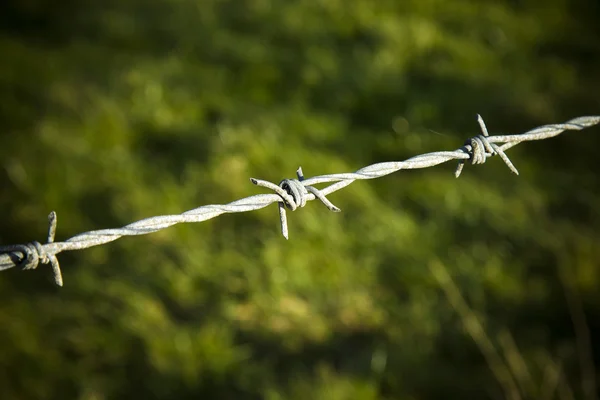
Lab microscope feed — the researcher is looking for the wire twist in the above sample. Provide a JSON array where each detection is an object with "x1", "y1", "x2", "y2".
[{"x1": 1, "y1": 114, "x2": 599, "y2": 285}]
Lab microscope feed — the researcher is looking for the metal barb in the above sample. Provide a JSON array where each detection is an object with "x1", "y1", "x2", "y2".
[
  {"x1": 0, "y1": 212, "x2": 63, "y2": 286},
  {"x1": 47, "y1": 211, "x2": 63, "y2": 286},
  {"x1": 252, "y1": 167, "x2": 341, "y2": 239},
  {"x1": 1, "y1": 114, "x2": 598, "y2": 284},
  {"x1": 456, "y1": 115, "x2": 519, "y2": 177}
]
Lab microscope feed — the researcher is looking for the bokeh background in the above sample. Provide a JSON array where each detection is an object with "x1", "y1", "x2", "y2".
[{"x1": 1, "y1": 0, "x2": 600, "y2": 399}]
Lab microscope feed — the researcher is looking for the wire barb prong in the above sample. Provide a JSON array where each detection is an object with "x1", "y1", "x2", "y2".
[{"x1": 47, "y1": 211, "x2": 63, "y2": 286}]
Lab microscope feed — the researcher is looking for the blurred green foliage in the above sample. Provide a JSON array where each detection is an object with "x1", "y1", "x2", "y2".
[{"x1": 1, "y1": 0, "x2": 599, "y2": 399}]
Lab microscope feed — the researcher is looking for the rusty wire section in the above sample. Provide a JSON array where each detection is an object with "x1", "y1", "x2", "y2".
[{"x1": 1, "y1": 115, "x2": 599, "y2": 286}]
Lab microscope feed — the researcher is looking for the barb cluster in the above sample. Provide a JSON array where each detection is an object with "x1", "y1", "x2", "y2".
[
  {"x1": 1, "y1": 212, "x2": 63, "y2": 286},
  {"x1": 251, "y1": 167, "x2": 341, "y2": 239},
  {"x1": 1, "y1": 114, "x2": 599, "y2": 285},
  {"x1": 455, "y1": 115, "x2": 518, "y2": 177}
]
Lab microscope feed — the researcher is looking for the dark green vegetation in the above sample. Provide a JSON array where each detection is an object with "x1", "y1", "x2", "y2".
[{"x1": 1, "y1": 0, "x2": 599, "y2": 399}]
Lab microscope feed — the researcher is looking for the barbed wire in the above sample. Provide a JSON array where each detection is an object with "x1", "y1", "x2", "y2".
[{"x1": 1, "y1": 114, "x2": 599, "y2": 286}]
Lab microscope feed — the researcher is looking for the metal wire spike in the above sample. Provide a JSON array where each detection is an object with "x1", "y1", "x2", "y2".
[
  {"x1": 0, "y1": 211, "x2": 63, "y2": 286},
  {"x1": 456, "y1": 115, "x2": 519, "y2": 177},
  {"x1": 251, "y1": 167, "x2": 341, "y2": 239},
  {"x1": 477, "y1": 115, "x2": 519, "y2": 175},
  {"x1": 46, "y1": 212, "x2": 63, "y2": 286}
]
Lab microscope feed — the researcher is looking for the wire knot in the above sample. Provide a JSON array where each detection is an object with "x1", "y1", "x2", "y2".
[
  {"x1": 18, "y1": 241, "x2": 50, "y2": 270},
  {"x1": 465, "y1": 135, "x2": 490, "y2": 165},
  {"x1": 0, "y1": 212, "x2": 63, "y2": 286},
  {"x1": 278, "y1": 179, "x2": 308, "y2": 210},
  {"x1": 455, "y1": 114, "x2": 519, "y2": 177},
  {"x1": 251, "y1": 167, "x2": 341, "y2": 239}
]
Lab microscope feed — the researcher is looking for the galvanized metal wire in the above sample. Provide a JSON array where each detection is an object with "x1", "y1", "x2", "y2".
[{"x1": 1, "y1": 114, "x2": 599, "y2": 286}]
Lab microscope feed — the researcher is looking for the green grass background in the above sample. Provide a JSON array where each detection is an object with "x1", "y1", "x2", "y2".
[{"x1": 0, "y1": 0, "x2": 599, "y2": 398}]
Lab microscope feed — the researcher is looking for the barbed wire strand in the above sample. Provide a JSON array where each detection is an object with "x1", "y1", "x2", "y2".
[{"x1": 1, "y1": 114, "x2": 599, "y2": 286}]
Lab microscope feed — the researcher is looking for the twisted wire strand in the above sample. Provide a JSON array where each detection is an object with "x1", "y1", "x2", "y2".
[{"x1": 1, "y1": 115, "x2": 599, "y2": 284}]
